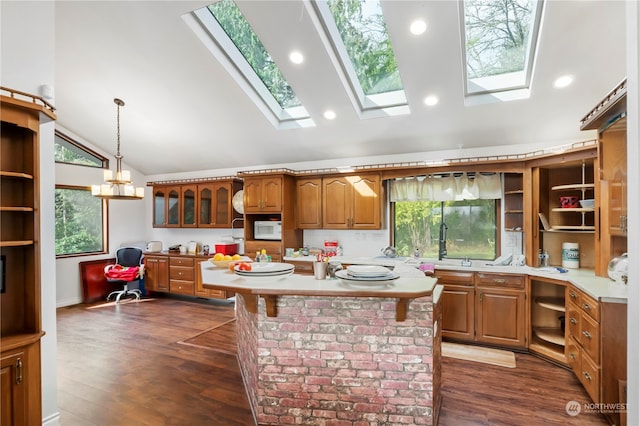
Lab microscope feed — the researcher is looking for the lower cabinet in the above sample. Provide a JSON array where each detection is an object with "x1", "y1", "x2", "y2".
[
  {"x1": 437, "y1": 270, "x2": 527, "y2": 349},
  {"x1": 145, "y1": 255, "x2": 169, "y2": 292},
  {"x1": 144, "y1": 254, "x2": 229, "y2": 300},
  {"x1": 476, "y1": 273, "x2": 527, "y2": 348},
  {"x1": 438, "y1": 270, "x2": 475, "y2": 341},
  {"x1": 1, "y1": 341, "x2": 41, "y2": 426}
]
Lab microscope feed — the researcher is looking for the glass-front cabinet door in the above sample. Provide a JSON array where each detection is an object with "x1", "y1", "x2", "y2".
[
  {"x1": 213, "y1": 183, "x2": 231, "y2": 227},
  {"x1": 153, "y1": 187, "x2": 167, "y2": 227},
  {"x1": 181, "y1": 185, "x2": 197, "y2": 227},
  {"x1": 199, "y1": 185, "x2": 213, "y2": 226},
  {"x1": 167, "y1": 186, "x2": 180, "y2": 227}
]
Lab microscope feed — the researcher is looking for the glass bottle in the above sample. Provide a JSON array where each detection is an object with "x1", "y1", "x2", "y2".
[{"x1": 259, "y1": 249, "x2": 269, "y2": 262}]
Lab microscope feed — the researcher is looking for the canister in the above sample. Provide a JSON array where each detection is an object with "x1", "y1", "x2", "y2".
[{"x1": 562, "y1": 242, "x2": 580, "y2": 269}]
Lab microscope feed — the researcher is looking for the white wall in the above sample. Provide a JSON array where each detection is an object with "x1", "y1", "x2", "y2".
[
  {"x1": 54, "y1": 125, "x2": 147, "y2": 306},
  {"x1": 1, "y1": 1, "x2": 59, "y2": 424},
  {"x1": 626, "y1": 1, "x2": 639, "y2": 424}
]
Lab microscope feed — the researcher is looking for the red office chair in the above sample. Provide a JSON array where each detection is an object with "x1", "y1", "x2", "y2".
[{"x1": 104, "y1": 247, "x2": 144, "y2": 303}]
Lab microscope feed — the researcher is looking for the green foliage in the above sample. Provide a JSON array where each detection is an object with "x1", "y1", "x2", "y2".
[
  {"x1": 394, "y1": 200, "x2": 496, "y2": 260},
  {"x1": 208, "y1": 0, "x2": 300, "y2": 109},
  {"x1": 55, "y1": 188, "x2": 104, "y2": 255},
  {"x1": 54, "y1": 141, "x2": 102, "y2": 167},
  {"x1": 328, "y1": 0, "x2": 402, "y2": 95}
]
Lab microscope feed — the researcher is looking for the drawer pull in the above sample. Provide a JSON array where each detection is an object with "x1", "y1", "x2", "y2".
[
  {"x1": 582, "y1": 331, "x2": 592, "y2": 339},
  {"x1": 569, "y1": 353, "x2": 577, "y2": 360},
  {"x1": 569, "y1": 292, "x2": 578, "y2": 299},
  {"x1": 583, "y1": 371, "x2": 592, "y2": 381},
  {"x1": 493, "y1": 278, "x2": 506, "y2": 283},
  {"x1": 582, "y1": 303, "x2": 592, "y2": 311},
  {"x1": 16, "y1": 358, "x2": 23, "y2": 385},
  {"x1": 569, "y1": 317, "x2": 577, "y2": 325}
]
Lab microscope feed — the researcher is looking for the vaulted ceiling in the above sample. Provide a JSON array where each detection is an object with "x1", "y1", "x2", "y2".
[{"x1": 54, "y1": 1, "x2": 627, "y2": 176}]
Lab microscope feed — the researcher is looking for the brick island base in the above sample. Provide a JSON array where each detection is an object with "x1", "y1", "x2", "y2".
[{"x1": 235, "y1": 294, "x2": 442, "y2": 425}]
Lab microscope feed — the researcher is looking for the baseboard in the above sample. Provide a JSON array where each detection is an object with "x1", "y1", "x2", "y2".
[
  {"x1": 42, "y1": 411, "x2": 61, "y2": 426},
  {"x1": 56, "y1": 297, "x2": 82, "y2": 308}
]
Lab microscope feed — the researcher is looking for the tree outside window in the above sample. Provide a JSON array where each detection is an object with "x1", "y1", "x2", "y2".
[
  {"x1": 55, "y1": 186, "x2": 107, "y2": 256},
  {"x1": 394, "y1": 200, "x2": 497, "y2": 260}
]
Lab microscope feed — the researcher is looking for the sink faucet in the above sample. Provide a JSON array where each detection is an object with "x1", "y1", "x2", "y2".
[{"x1": 438, "y1": 222, "x2": 448, "y2": 260}]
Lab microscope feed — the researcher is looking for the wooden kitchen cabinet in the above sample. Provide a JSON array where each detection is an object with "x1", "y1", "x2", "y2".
[
  {"x1": 197, "y1": 179, "x2": 242, "y2": 228},
  {"x1": 169, "y1": 256, "x2": 195, "y2": 295},
  {"x1": 476, "y1": 273, "x2": 527, "y2": 348},
  {"x1": 322, "y1": 174, "x2": 381, "y2": 229},
  {"x1": 243, "y1": 176, "x2": 282, "y2": 213},
  {"x1": 195, "y1": 259, "x2": 228, "y2": 299},
  {"x1": 144, "y1": 255, "x2": 169, "y2": 292},
  {"x1": 1, "y1": 90, "x2": 55, "y2": 426},
  {"x1": 296, "y1": 177, "x2": 322, "y2": 229},
  {"x1": 436, "y1": 270, "x2": 475, "y2": 341},
  {"x1": 153, "y1": 185, "x2": 180, "y2": 227},
  {"x1": 181, "y1": 184, "x2": 197, "y2": 227},
  {"x1": 503, "y1": 173, "x2": 524, "y2": 231},
  {"x1": 529, "y1": 278, "x2": 567, "y2": 365}
]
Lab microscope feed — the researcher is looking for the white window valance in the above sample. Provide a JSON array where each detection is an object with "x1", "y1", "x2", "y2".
[{"x1": 390, "y1": 173, "x2": 502, "y2": 202}]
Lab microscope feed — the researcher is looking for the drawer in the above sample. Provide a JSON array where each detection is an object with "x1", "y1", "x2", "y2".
[
  {"x1": 170, "y1": 280, "x2": 194, "y2": 295},
  {"x1": 476, "y1": 273, "x2": 524, "y2": 289},
  {"x1": 566, "y1": 302, "x2": 581, "y2": 341},
  {"x1": 434, "y1": 270, "x2": 474, "y2": 285},
  {"x1": 170, "y1": 256, "x2": 195, "y2": 267},
  {"x1": 579, "y1": 351, "x2": 600, "y2": 403},
  {"x1": 566, "y1": 287, "x2": 582, "y2": 306},
  {"x1": 579, "y1": 291, "x2": 600, "y2": 322},
  {"x1": 580, "y1": 313, "x2": 600, "y2": 364},
  {"x1": 170, "y1": 266, "x2": 194, "y2": 281},
  {"x1": 566, "y1": 339, "x2": 581, "y2": 376},
  {"x1": 208, "y1": 289, "x2": 229, "y2": 299}
]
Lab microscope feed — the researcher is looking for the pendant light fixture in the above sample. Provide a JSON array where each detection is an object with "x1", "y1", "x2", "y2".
[{"x1": 92, "y1": 98, "x2": 144, "y2": 199}]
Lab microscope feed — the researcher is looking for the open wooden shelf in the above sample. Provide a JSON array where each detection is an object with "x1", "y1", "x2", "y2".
[
  {"x1": 0, "y1": 206, "x2": 34, "y2": 212},
  {"x1": 533, "y1": 327, "x2": 565, "y2": 347},
  {"x1": 551, "y1": 183, "x2": 595, "y2": 191},
  {"x1": 0, "y1": 240, "x2": 35, "y2": 247},
  {"x1": 535, "y1": 297, "x2": 565, "y2": 312},
  {"x1": 0, "y1": 171, "x2": 34, "y2": 179},
  {"x1": 529, "y1": 339, "x2": 567, "y2": 365}
]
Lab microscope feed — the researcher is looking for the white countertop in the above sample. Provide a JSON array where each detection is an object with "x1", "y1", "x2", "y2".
[
  {"x1": 283, "y1": 255, "x2": 628, "y2": 303},
  {"x1": 200, "y1": 261, "x2": 439, "y2": 299}
]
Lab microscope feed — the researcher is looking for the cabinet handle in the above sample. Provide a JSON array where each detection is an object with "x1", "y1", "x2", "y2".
[
  {"x1": 479, "y1": 292, "x2": 483, "y2": 302},
  {"x1": 582, "y1": 303, "x2": 591, "y2": 311},
  {"x1": 16, "y1": 358, "x2": 23, "y2": 385},
  {"x1": 493, "y1": 278, "x2": 506, "y2": 283},
  {"x1": 569, "y1": 292, "x2": 577, "y2": 299},
  {"x1": 569, "y1": 317, "x2": 577, "y2": 325},
  {"x1": 583, "y1": 371, "x2": 592, "y2": 381},
  {"x1": 582, "y1": 331, "x2": 592, "y2": 339},
  {"x1": 569, "y1": 353, "x2": 577, "y2": 360}
]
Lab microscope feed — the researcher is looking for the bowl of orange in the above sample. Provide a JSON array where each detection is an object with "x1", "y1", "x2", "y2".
[{"x1": 209, "y1": 253, "x2": 243, "y2": 268}]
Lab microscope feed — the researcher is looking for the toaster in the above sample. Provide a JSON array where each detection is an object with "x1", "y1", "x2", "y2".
[{"x1": 146, "y1": 241, "x2": 163, "y2": 252}]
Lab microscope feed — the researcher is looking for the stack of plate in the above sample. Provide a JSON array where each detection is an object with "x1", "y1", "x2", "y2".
[
  {"x1": 234, "y1": 262, "x2": 294, "y2": 279},
  {"x1": 336, "y1": 265, "x2": 399, "y2": 286}
]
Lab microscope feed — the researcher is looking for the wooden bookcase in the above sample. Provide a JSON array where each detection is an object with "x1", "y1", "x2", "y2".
[{"x1": 1, "y1": 88, "x2": 56, "y2": 425}]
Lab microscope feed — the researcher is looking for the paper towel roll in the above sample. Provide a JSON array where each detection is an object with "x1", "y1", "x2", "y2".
[{"x1": 562, "y1": 242, "x2": 580, "y2": 269}]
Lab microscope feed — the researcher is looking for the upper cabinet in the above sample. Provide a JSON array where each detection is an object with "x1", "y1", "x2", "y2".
[
  {"x1": 580, "y1": 79, "x2": 627, "y2": 276},
  {"x1": 244, "y1": 176, "x2": 282, "y2": 213},
  {"x1": 296, "y1": 177, "x2": 322, "y2": 229},
  {"x1": 153, "y1": 185, "x2": 181, "y2": 228},
  {"x1": 503, "y1": 173, "x2": 524, "y2": 232},
  {"x1": 151, "y1": 179, "x2": 242, "y2": 228},
  {"x1": 322, "y1": 174, "x2": 382, "y2": 229}
]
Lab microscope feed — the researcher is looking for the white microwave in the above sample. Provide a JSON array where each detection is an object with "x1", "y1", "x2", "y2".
[{"x1": 254, "y1": 220, "x2": 282, "y2": 240}]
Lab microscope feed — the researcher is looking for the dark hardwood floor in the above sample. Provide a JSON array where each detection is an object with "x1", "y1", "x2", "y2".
[{"x1": 57, "y1": 296, "x2": 609, "y2": 425}]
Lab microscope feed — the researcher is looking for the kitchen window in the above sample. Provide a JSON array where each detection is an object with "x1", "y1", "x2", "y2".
[
  {"x1": 393, "y1": 200, "x2": 497, "y2": 260},
  {"x1": 55, "y1": 185, "x2": 108, "y2": 257},
  {"x1": 390, "y1": 173, "x2": 500, "y2": 260},
  {"x1": 54, "y1": 130, "x2": 107, "y2": 168}
]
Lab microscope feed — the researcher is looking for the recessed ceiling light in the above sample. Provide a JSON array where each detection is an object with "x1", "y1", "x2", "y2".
[
  {"x1": 410, "y1": 20, "x2": 427, "y2": 35},
  {"x1": 553, "y1": 75, "x2": 574, "y2": 88},
  {"x1": 324, "y1": 110, "x2": 336, "y2": 120},
  {"x1": 424, "y1": 95, "x2": 439, "y2": 106},
  {"x1": 289, "y1": 51, "x2": 304, "y2": 64}
]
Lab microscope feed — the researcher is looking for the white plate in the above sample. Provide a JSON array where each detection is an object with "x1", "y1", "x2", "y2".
[
  {"x1": 234, "y1": 270, "x2": 294, "y2": 280},
  {"x1": 336, "y1": 269, "x2": 400, "y2": 283},
  {"x1": 346, "y1": 265, "x2": 393, "y2": 278},
  {"x1": 234, "y1": 262, "x2": 294, "y2": 277}
]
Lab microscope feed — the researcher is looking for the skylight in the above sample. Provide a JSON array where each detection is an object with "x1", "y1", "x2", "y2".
[
  {"x1": 308, "y1": 0, "x2": 409, "y2": 118},
  {"x1": 184, "y1": 0, "x2": 314, "y2": 129},
  {"x1": 461, "y1": 0, "x2": 544, "y2": 103}
]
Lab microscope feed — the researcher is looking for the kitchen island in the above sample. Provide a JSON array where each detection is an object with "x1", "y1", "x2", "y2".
[{"x1": 200, "y1": 263, "x2": 441, "y2": 426}]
